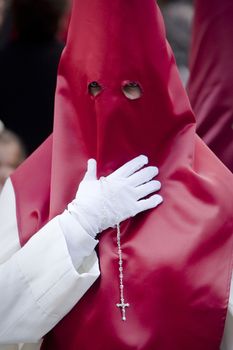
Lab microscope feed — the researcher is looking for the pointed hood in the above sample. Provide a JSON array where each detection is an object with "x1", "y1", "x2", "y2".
[
  {"x1": 49, "y1": 0, "x2": 195, "y2": 216},
  {"x1": 11, "y1": 1, "x2": 233, "y2": 349}
]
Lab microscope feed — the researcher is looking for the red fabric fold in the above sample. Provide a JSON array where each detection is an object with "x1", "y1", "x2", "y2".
[{"x1": 188, "y1": 0, "x2": 233, "y2": 171}]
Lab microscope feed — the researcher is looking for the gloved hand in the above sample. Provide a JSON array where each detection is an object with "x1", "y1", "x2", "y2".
[{"x1": 67, "y1": 155, "x2": 163, "y2": 238}]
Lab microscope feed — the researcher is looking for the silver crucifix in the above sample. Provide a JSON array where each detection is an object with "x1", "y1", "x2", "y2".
[{"x1": 116, "y1": 300, "x2": 130, "y2": 321}]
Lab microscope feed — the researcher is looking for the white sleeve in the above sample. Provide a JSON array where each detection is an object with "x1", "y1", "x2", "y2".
[
  {"x1": 0, "y1": 179, "x2": 100, "y2": 344},
  {"x1": 221, "y1": 276, "x2": 233, "y2": 350}
]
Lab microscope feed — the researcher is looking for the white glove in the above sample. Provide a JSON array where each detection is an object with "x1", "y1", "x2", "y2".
[{"x1": 67, "y1": 155, "x2": 163, "y2": 238}]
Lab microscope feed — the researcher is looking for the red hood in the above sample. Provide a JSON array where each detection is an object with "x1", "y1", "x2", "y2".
[{"x1": 49, "y1": 0, "x2": 195, "y2": 217}]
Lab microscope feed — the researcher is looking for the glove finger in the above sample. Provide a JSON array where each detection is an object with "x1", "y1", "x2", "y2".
[
  {"x1": 127, "y1": 166, "x2": 158, "y2": 187},
  {"x1": 108, "y1": 155, "x2": 148, "y2": 179},
  {"x1": 136, "y1": 194, "x2": 163, "y2": 213},
  {"x1": 83, "y1": 159, "x2": 97, "y2": 180},
  {"x1": 135, "y1": 180, "x2": 161, "y2": 200}
]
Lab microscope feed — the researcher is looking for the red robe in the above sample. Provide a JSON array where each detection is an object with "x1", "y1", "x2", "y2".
[
  {"x1": 188, "y1": 0, "x2": 233, "y2": 172},
  {"x1": 11, "y1": 0, "x2": 233, "y2": 349}
]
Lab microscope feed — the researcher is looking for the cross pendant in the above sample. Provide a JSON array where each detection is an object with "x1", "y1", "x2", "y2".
[{"x1": 116, "y1": 301, "x2": 130, "y2": 321}]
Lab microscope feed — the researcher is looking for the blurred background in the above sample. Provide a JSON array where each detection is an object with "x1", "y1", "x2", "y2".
[
  {"x1": 158, "y1": 0, "x2": 193, "y2": 86},
  {"x1": 0, "y1": 0, "x2": 72, "y2": 153},
  {"x1": 0, "y1": 0, "x2": 72, "y2": 189}
]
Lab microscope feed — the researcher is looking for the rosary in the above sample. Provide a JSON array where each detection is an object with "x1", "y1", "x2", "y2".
[
  {"x1": 100, "y1": 177, "x2": 130, "y2": 321},
  {"x1": 116, "y1": 223, "x2": 130, "y2": 321}
]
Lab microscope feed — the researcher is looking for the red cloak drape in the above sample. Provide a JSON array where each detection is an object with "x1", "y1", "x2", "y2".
[{"x1": 188, "y1": 0, "x2": 233, "y2": 172}]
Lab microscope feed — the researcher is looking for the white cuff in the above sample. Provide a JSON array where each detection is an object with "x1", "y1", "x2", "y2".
[{"x1": 59, "y1": 210, "x2": 98, "y2": 269}]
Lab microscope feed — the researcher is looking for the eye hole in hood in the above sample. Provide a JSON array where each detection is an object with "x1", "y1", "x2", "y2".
[
  {"x1": 122, "y1": 81, "x2": 142, "y2": 100},
  {"x1": 88, "y1": 81, "x2": 102, "y2": 97}
]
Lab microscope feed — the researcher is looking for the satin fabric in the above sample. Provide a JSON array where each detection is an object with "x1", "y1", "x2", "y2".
[
  {"x1": 11, "y1": 0, "x2": 233, "y2": 349},
  {"x1": 187, "y1": 0, "x2": 233, "y2": 172}
]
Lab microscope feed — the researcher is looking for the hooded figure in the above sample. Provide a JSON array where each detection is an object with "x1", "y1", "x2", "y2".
[
  {"x1": 0, "y1": 0, "x2": 232, "y2": 349},
  {"x1": 187, "y1": 0, "x2": 233, "y2": 172}
]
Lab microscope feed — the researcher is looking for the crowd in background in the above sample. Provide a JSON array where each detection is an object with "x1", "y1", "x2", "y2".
[
  {"x1": 0, "y1": 0, "x2": 71, "y2": 153},
  {"x1": 0, "y1": 0, "x2": 72, "y2": 189}
]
